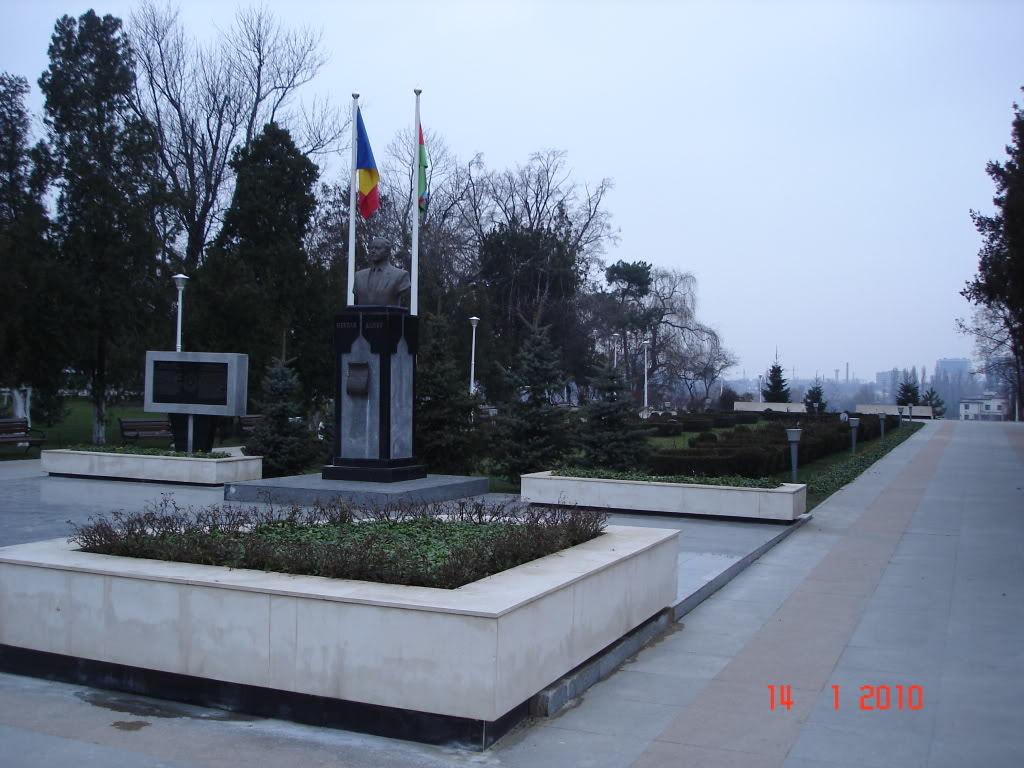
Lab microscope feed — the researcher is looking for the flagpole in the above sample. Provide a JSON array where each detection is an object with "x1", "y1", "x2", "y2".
[
  {"x1": 411, "y1": 89, "x2": 421, "y2": 316},
  {"x1": 347, "y1": 93, "x2": 359, "y2": 307}
]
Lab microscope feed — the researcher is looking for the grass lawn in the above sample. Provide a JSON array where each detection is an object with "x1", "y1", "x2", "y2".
[{"x1": 0, "y1": 397, "x2": 244, "y2": 461}]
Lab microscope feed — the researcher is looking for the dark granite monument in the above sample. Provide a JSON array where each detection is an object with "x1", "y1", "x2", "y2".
[{"x1": 322, "y1": 238, "x2": 427, "y2": 482}]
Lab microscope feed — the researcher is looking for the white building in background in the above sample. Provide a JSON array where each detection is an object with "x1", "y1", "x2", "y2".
[{"x1": 959, "y1": 395, "x2": 1008, "y2": 421}]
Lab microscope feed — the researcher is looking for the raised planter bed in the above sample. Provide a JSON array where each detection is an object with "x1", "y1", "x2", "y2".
[
  {"x1": 0, "y1": 524, "x2": 678, "y2": 749},
  {"x1": 40, "y1": 449, "x2": 262, "y2": 486},
  {"x1": 521, "y1": 470, "x2": 806, "y2": 522}
]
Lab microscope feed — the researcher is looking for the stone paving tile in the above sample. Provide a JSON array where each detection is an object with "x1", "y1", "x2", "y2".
[
  {"x1": 624, "y1": 647, "x2": 734, "y2": 679},
  {"x1": 635, "y1": 740, "x2": 782, "y2": 768},
  {"x1": 495, "y1": 724, "x2": 652, "y2": 768},
  {"x1": 786, "y1": 720, "x2": 932, "y2": 768},
  {"x1": 543, "y1": 696, "x2": 683, "y2": 742},
  {"x1": 581, "y1": 669, "x2": 709, "y2": 707}
]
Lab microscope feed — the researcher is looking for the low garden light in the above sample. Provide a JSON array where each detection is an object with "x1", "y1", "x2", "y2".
[
  {"x1": 879, "y1": 412, "x2": 886, "y2": 439},
  {"x1": 786, "y1": 427, "x2": 802, "y2": 483},
  {"x1": 849, "y1": 417, "x2": 860, "y2": 455},
  {"x1": 897, "y1": 405, "x2": 904, "y2": 425},
  {"x1": 908, "y1": 404, "x2": 914, "y2": 421}
]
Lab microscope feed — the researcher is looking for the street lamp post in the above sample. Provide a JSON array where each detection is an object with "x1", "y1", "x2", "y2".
[
  {"x1": 612, "y1": 333, "x2": 620, "y2": 367},
  {"x1": 171, "y1": 274, "x2": 191, "y2": 452},
  {"x1": 469, "y1": 316, "x2": 480, "y2": 396},
  {"x1": 849, "y1": 417, "x2": 860, "y2": 455},
  {"x1": 786, "y1": 428, "x2": 802, "y2": 483},
  {"x1": 172, "y1": 274, "x2": 189, "y2": 352},
  {"x1": 642, "y1": 339, "x2": 650, "y2": 412}
]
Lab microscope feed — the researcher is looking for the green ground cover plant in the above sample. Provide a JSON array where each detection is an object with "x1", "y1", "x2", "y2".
[
  {"x1": 64, "y1": 444, "x2": 231, "y2": 459},
  {"x1": 68, "y1": 497, "x2": 607, "y2": 590},
  {"x1": 796, "y1": 421, "x2": 923, "y2": 507},
  {"x1": 553, "y1": 467, "x2": 782, "y2": 489}
]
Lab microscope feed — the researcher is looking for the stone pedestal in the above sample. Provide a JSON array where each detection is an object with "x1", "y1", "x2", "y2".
[{"x1": 322, "y1": 306, "x2": 426, "y2": 482}]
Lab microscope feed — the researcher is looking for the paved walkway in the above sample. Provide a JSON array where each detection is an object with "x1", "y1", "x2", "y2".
[{"x1": 1, "y1": 421, "x2": 1022, "y2": 766}]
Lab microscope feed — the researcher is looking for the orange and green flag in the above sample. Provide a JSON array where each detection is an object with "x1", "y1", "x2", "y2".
[{"x1": 356, "y1": 108, "x2": 379, "y2": 219}]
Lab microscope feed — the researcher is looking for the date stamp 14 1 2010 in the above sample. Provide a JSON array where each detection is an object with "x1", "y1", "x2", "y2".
[{"x1": 769, "y1": 685, "x2": 924, "y2": 711}]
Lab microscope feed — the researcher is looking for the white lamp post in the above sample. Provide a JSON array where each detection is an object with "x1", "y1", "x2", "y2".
[
  {"x1": 172, "y1": 274, "x2": 189, "y2": 352},
  {"x1": 612, "y1": 333, "x2": 620, "y2": 367},
  {"x1": 642, "y1": 339, "x2": 650, "y2": 411},
  {"x1": 758, "y1": 373, "x2": 764, "y2": 403},
  {"x1": 897, "y1": 405, "x2": 904, "y2": 426},
  {"x1": 469, "y1": 316, "x2": 480, "y2": 396}
]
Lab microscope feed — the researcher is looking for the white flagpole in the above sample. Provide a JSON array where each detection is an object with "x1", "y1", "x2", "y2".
[
  {"x1": 411, "y1": 89, "x2": 422, "y2": 316},
  {"x1": 347, "y1": 93, "x2": 359, "y2": 307}
]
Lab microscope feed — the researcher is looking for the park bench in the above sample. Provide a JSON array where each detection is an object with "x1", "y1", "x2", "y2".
[
  {"x1": 119, "y1": 417, "x2": 174, "y2": 443},
  {"x1": 0, "y1": 418, "x2": 45, "y2": 452},
  {"x1": 239, "y1": 415, "x2": 263, "y2": 434}
]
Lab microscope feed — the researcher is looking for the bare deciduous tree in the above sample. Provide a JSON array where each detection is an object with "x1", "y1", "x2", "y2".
[{"x1": 130, "y1": 1, "x2": 346, "y2": 272}]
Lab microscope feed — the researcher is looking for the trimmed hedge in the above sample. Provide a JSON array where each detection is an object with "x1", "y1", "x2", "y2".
[{"x1": 647, "y1": 413, "x2": 904, "y2": 479}]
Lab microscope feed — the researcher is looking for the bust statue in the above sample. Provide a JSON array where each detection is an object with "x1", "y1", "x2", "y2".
[{"x1": 353, "y1": 236, "x2": 411, "y2": 306}]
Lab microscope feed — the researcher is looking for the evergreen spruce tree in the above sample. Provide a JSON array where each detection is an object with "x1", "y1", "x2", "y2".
[
  {"x1": 896, "y1": 380, "x2": 921, "y2": 406},
  {"x1": 414, "y1": 314, "x2": 481, "y2": 473},
  {"x1": 803, "y1": 382, "x2": 827, "y2": 414},
  {"x1": 762, "y1": 361, "x2": 791, "y2": 403},
  {"x1": 493, "y1": 325, "x2": 571, "y2": 482},
  {"x1": 243, "y1": 359, "x2": 316, "y2": 477},
  {"x1": 921, "y1": 387, "x2": 944, "y2": 416},
  {"x1": 578, "y1": 363, "x2": 652, "y2": 470}
]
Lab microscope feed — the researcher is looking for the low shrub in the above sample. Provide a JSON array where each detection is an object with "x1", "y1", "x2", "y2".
[
  {"x1": 653, "y1": 421, "x2": 684, "y2": 437},
  {"x1": 734, "y1": 412, "x2": 759, "y2": 425},
  {"x1": 682, "y1": 419, "x2": 712, "y2": 432},
  {"x1": 68, "y1": 497, "x2": 607, "y2": 590},
  {"x1": 693, "y1": 431, "x2": 719, "y2": 444},
  {"x1": 553, "y1": 466, "x2": 781, "y2": 489},
  {"x1": 711, "y1": 414, "x2": 736, "y2": 428},
  {"x1": 66, "y1": 444, "x2": 231, "y2": 459}
]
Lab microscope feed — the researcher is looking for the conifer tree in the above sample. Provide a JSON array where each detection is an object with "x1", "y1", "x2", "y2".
[
  {"x1": 762, "y1": 361, "x2": 791, "y2": 403},
  {"x1": 40, "y1": 11, "x2": 164, "y2": 443},
  {"x1": 803, "y1": 382, "x2": 827, "y2": 414},
  {"x1": 493, "y1": 325, "x2": 571, "y2": 482},
  {"x1": 243, "y1": 358, "x2": 316, "y2": 477},
  {"x1": 577, "y1": 363, "x2": 652, "y2": 470},
  {"x1": 921, "y1": 387, "x2": 945, "y2": 417},
  {"x1": 414, "y1": 314, "x2": 481, "y2": 473},
  {"x1": 897, "y1": 380, "x2": 921, "y2": 406}
]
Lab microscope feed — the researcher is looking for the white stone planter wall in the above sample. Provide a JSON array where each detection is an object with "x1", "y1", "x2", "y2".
[
  {"x1": 0, "y1": 525, "x2": 678, "y2": 723},
  {"x1": 40, "y1": 449, "x2": 262, "y2": 485},
  {"x1": 521, "y1": 471, "x2": 806, "y2": 522}
]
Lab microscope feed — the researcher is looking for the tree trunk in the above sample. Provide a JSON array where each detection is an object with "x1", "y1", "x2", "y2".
[{"x1": 92, "y1": 335, "x2": 107, "y2": 445}]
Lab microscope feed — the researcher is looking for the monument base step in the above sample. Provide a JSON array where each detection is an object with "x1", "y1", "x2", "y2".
[
  {"x1": 224, "y1": 473, "x2": 489, "y2": 507},
  {"x1": 321, "y1": 463, "x2": 427, "y2": 482}
]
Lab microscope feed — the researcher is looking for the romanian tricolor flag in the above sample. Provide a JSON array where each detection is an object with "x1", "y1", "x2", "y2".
[
  {"x1": 356, "y1": 108, "x2": 379, "y2": 219},
  {"x1": 417, "y1": 125, "x2": 429, "y2": 213}
]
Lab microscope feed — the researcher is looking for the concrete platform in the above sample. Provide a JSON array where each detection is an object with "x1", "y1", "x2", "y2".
[{"x1": 223, "y1": 472, "x2": 490, "y2": 506}]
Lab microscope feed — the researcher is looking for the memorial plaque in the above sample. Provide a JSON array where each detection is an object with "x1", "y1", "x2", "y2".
[
  {"x1": 152, "y1": 361, "x2": 229, "y2": 406},
  {"x1": 144, "y1": 351, "x2": 248, "y2": 417}
]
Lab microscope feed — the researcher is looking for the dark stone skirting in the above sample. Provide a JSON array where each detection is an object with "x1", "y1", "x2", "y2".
[{"x1": 0, "y1": 644, "x2": 527, "y2": 751}]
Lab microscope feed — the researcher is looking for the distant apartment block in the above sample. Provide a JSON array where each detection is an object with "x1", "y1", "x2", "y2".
[
  {"x1": 875, "y1": 369, "x2": 900, "y2": 400},
  {"x1": 935, "y1": 358, "x2": 971, "y2": 379}
]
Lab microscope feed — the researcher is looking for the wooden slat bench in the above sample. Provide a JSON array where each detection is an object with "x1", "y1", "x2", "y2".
[
  {"x1": 0, "y1": 418, "x2": 46, "y2": 452},
  {"x1": 119, "y1": 417, "x2": 174, "y2": 443},
  {"x1": 239, "y1": 415, "x2": 263, "y2": 434}
]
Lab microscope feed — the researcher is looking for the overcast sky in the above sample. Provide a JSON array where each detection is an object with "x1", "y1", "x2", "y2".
[{"x1": 4, "y1": 0, "x2": 1022, "y2": 382}]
